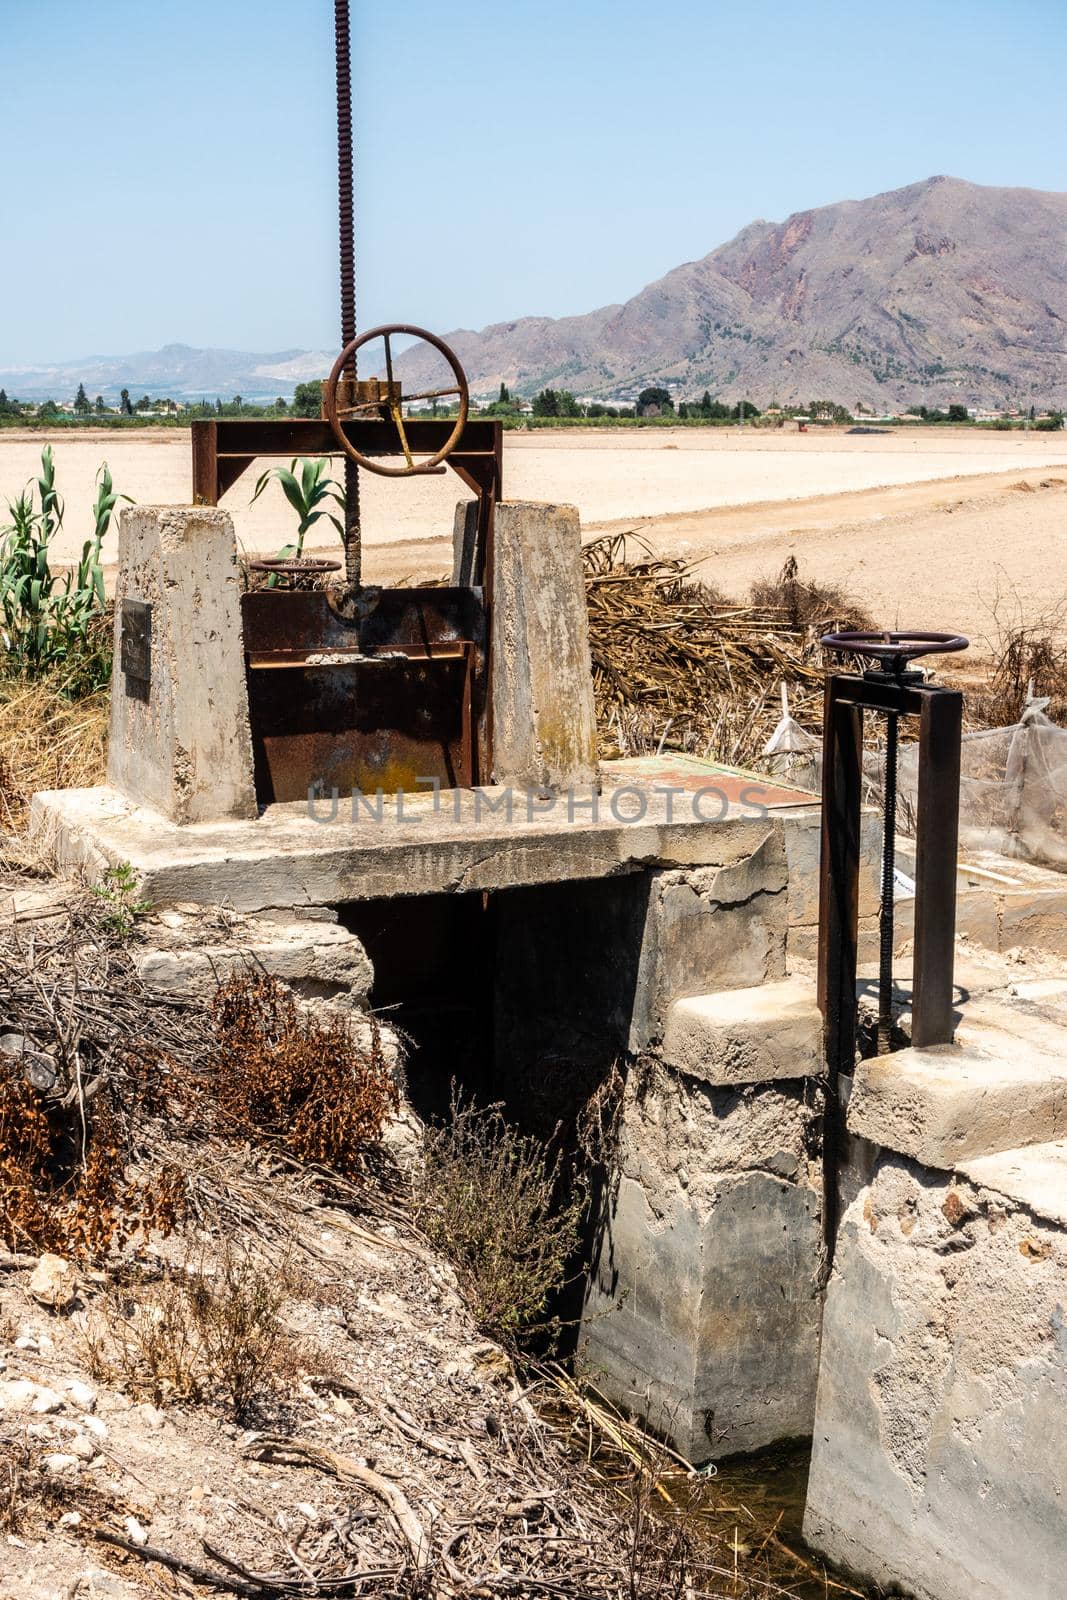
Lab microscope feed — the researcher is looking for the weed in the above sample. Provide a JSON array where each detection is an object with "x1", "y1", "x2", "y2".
[
  {"x1": 414, "y1": 1091, "x2": 583, "y2": 1349},
  {"x1": 749, "y1": 554, "x2": 873, "y2": 632},
  {"x1": 209, "y1": 973, "x2": 399, "y2": 1174},
  {"x1": 90, "y1": 862, "x2": 151, "y2": 940},
  {"x1": 82, "y1": 1242, "x2": 300, "y2": 1421}
]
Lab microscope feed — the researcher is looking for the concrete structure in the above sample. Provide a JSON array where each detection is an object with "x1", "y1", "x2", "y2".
[
  {"x1": 489, "y1": 501, "x2": 598, "y2": 791},
  {"x1": 108, "y1": 507, "x2": 256, "y2": 824},
  {"x1": 805, "y1": 1148, "x2": 1067, "y2": 1600}
]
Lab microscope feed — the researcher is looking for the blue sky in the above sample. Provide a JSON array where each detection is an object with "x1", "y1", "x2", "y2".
[{"x1": 2, "y1": 0, "x2": 1064, "y2": 364}]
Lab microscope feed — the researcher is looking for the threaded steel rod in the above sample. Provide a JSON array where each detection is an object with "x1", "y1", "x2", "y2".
[
  {"x1": 335, "y1": 0, "x2": 361, "y2": 590},
  {"x1": 878, "y1": 710, "x2": 899, "y2": 1054}
]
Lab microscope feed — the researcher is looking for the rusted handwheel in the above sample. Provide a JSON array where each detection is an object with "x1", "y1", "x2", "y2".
[{"x1": 323, "y1": 322, "x2": 470, "y2": 478}]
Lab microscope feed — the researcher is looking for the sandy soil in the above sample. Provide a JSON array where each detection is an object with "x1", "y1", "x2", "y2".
[{"x1": 2, "y1": 426, "x2": 1065, "y2": 645}]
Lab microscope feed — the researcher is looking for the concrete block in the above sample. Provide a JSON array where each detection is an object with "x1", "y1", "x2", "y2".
[
  {"x1": 490, "y1": 501, "x2": 597, "y2": 791},
  {"x1": 847, "y1": 1040, "x2": 1067, "y2": 1166},
  {"x1": 580, "y1": 1062, "x2": 822, "y2": 1460},
  {"x1": 133, "y1": 910, "x2": 373, "y2": 1006},
  {"x1": 30, "y1": 781, "x2": 797, "y2": 916},
  {"x1": 631, "y1": 834, "x2": 789, "y2": 1049},
  {"x1": 805, "y1": 1152, "x2": 1067, "y2": 1600},
  {"x1": 661, "y1": 977, "x2": 822, "y2": 1085},
  {"x1": 108, "y1": 506, "x2": 256, "y2": 823},
  {"x1": 782, "y1": 810, "x2": 881, "y2": 932}
]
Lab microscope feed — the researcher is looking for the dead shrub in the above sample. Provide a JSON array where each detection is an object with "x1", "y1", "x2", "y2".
[
  {"x1": 208, "y1": 973, "x2": 398, "y2": 1174},
  {"x1": 0, "y1": 1042, "x2": 184, "y2": 1260},
  {"x1": 81, "y1": 1242, "x2": 300, "y2": 1421},
  {"x1": 0, "y1": 1434, "x2": 84, "y2": 1534},
  {"x1": 968, "y1": 617, "x2": 1067, "y2": 727},
  {"x1": 749, "y1": 554, "x2": 873, "y2": 632},
  {"x1": 414, "y1": 1093, "x2": 583, "y2": 1349}
]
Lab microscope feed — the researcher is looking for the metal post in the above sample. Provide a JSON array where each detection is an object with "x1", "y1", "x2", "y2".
[
  {"x1": 334, "y1": 0, "x2": 362, "y2": 591},
  {"x1": 817, "y1": 676, "x2": 863, "y2": 1257},
  {"x1": 912, "y1": 689, "x2": 963, "y2": 1046}
]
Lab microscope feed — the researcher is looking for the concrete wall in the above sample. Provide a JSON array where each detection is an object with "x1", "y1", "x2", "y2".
[
  {"x1": 805, "y1": 1153, "x2": 1067, "y2": 1600},
  {"x1": 580, "y1": 1064, "x2": 823, "y2": 1461},
  {"x1": 108, "y1": 506, "x2": 256, "y2": 823}
]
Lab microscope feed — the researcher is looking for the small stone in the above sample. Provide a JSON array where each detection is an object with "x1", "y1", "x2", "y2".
[
  {"x1": 81, "y1": 1415, "x2": 108, "y2": 1439},
  {"x1": 62, "y1": 1379, "x2": 97, "y2": 1411},
  {"x1": 59, "y1": 1511, "x2": 83, "y2": 1527},
  {"x1": 28, "y1": 1252, "x2": 77, "y2": 1312},
  {"x1": 134, "y1": 1402, "x2": 168, "y2": 1431},
  {"x1": 66, "y1": 1432, "x2": 96, "y2": 1462},
  {"x1": 30, "y1": 1386, "x2": 64, "y2": 1414},
  {"x1": 0, "y1": 1378, "x2": 59, "y2": 1414},
  {"x1": 43, "y1": 1453, "x2": 80, "y2": 1475},
  {"x1": 13, "y1": 1335, "x2": 38, "y2": 1352},
  {"x1": 332, "y1": 1395, "x2": 355, "y2": 1418},
  {"x1": 124, "y1": 1515, "x2": 149, "y2": 1546}
]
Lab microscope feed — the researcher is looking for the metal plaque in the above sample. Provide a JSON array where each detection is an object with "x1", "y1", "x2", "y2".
[{"x1": 120, "y1": 599, "x2": 152, "y2": 686}]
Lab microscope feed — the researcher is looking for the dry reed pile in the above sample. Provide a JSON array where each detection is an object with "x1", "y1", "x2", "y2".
[
  {"x1": 0, "y1": 678, "x2": 108, "y2": 840},
  {"x1": 584, "y1": 536, "x2": 871, "y2": 767}
]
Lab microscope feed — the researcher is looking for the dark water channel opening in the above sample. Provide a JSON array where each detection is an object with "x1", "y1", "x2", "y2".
[{"x1": 340, "y1": 885, "x2": 877, "y2": 1598}]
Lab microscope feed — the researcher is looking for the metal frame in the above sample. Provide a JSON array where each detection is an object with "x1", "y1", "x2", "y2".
[
  {"x1": 816, "y1": 670, "x2": 963, "y2": 1245},
  {"x1": 190, "y1": 416, "x2": 503, "y2": 802}
]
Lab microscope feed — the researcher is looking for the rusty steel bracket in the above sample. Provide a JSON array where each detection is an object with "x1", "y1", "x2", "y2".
[{"x1": 816, "y1": 667, "x2": 963, "y2": 1254}]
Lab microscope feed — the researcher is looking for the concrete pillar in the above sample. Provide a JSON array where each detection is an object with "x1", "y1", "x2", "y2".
[
  {"x1": 572, "y1": 826, "x2": 824, "y2": 1461},
  {"x1": 108, "y1": 506, "x2": 256, "y2": 823},
  {"x1": 804, "y1": 1151, "x2": 1067, "y2": 1600},
  {"x1": 490, "y1": 501, "x2": 597, "y2": 791}
]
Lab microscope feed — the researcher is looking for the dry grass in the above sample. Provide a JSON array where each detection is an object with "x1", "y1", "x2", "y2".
[
  {"x1": 0, "y1": 675, "x2": 107, "y2": 839},
  {"x1": 585, "y1": 539, "x2": 871, "y2": 767},
  {"x1": 81, "y1": 1240, "x2": 303, "y2": 1421}
]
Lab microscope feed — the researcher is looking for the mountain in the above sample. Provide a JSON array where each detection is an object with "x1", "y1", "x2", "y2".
[
  {"x1": 3, "y1": 179, "x2": 1064, "y2": 410},
  {"x1": 0, "y1": 344, "x2": 333, "y2": 405},
  {"x1": 396, "y1": 177, "x2": 1067, "y2": 409}
]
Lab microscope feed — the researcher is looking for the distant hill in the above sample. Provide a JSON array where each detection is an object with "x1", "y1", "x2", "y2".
[
  {"x1": 3, "y1": 178, "x2": 1064, "y2": 410},
  {"x1": 396, "y1": 176, "x2": 1067, "y2": 409},
  {"x1": 0, "y1": 344, "x2": 333, "y2": 405}
]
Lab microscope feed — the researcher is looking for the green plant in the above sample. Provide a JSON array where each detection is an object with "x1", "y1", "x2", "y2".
[
  {"x1": 250, "y1": 456, "x2": 346, "y2": 567},
  {"x1": 90, "y1": 862, "x2": 151, "y2": 939},
  {"x1": 414, "y1": 1091, "x2": 584, "y2": 1349},
  {"x1": 0, "y1": 448, "x2": 125, "y2": 690}
]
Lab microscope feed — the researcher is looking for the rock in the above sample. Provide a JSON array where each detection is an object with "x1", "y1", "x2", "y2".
[
  {"x1": 28, "y1": 1252, "x2": 77, "y2": 1311},
  {"x1": 0, "y1": 1378, "x2": 61, "y2": 1414},
  {"x1": 124, "y1": 1516, "x2": 149, "y2": 1546},
  {"x1": 61, "y1": 1378, "x2": 97, "y2": 1411},
  {"x1": 42, "y1": 1453, "x2": 80, "y2": 1475},
  {"x1": 65, "y1": 1432, "x2": 96, "y2": 1462},
  {"x1": 133, "y1": 1402, "x2": 169, "y2": 1431},
  {"x1": 0, "y1": 1031, "x2": 57, "y2": 1092}
]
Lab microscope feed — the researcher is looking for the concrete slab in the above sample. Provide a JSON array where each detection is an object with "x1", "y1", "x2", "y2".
[
  {"x1": 30, "y1": 759, "x2": 819, "y2": 914},
  {"x1": 959, "y1": 1140, "x2": 1067, "y2": 1230},
  {"x1": 661, "y1": 977, "x2": 822, "y2": 1085},
  {"x1": 847, "y1": 1038, "x2": 1067, "y2": 1167}
]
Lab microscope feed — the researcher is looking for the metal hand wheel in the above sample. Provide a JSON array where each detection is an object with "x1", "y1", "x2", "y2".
[
  {"x1": 821, "y1": 629, "x2": 969, "y2": 678},
  {"x1": 323, "y1": 322, "x2": 470, "y2": 477}
]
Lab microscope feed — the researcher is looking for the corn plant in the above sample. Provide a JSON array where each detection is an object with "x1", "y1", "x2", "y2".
[
  {"x1": 0, "y1": 449, "x2": 127, "y2": 691},
  {"x1": 250, "y1": 456, "x2": 345, "y2": 563}
]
